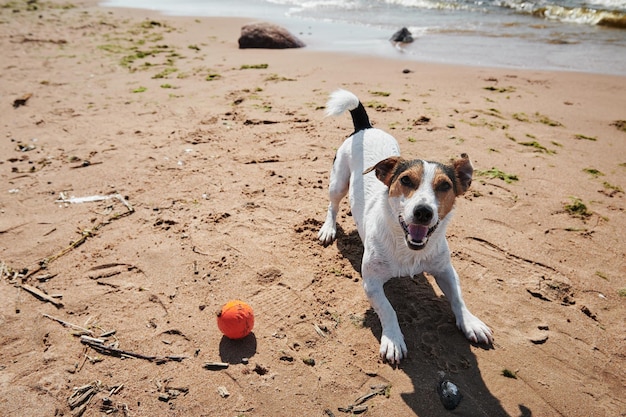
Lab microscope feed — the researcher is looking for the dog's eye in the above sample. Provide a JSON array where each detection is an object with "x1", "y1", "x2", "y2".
[
  {"x1": 400, "y1": 175, "x2": 413, "y2": 187},
  {"x1": 436, "y1": 181, "x2": 452, "y2": 192}
]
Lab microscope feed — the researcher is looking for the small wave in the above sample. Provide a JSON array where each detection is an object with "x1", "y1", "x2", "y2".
[
  {"x1": 495, "y1": 0, "x2": 626, "y2": 28},
  {"x1": 533, "y1": 5, "x2": 626, "y2": 28},
  {"x1": 266, "y1": 0, "x2": 360, "y2": 10},
  {"x1": 597, "y1": 14, "x2": 626, "y2": 28},
  {"x1": 382, "y1": 0, "x2": 469, "y2": 10}
]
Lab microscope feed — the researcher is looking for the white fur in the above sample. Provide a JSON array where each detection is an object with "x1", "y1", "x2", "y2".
[
  {"x1": 319, "y1": 90, "x2": 492, "y2": 364},
  {"x1": 325, "y1": 89, "x2": 360, "y2": 117}
]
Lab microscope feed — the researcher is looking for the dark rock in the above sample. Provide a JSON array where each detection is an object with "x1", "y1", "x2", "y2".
[
  {"x1": 437, "y1": 380, "x2": 462, "y2": 410},
  {"x1": 390, "y1": 27, "x2": 414, "y2": 43},
  {"x1": 239, "y1": 22, "x2": 305, "y2": 49}
]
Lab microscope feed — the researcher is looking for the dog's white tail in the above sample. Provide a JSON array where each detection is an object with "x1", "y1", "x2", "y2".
[
  {"x1": 325, "y1": 89, "x2": 360, "y2": 117},
  {"x1": 325, "y1": 89, "x2": 372, "y2": 132}
]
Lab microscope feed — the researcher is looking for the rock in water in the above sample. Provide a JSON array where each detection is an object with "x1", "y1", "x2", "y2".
[
  {"x1": 239, "y1": 22, "x2": 305, "y2": 49},
  {"x1": 437, "y1": 380, "x2": 462, "y2": 410},
  {"x1": 390, "y1": 27, "x2": 414, "y2": 43}
]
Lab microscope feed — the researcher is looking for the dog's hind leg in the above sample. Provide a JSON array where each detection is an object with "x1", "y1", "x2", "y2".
[{"x1": 318, "y1": 150, "x2": 350, "y2": 245}]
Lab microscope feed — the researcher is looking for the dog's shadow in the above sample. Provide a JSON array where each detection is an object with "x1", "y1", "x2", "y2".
[{"x1": 336, "y1": 228, "x2": 526, "y2": 417}]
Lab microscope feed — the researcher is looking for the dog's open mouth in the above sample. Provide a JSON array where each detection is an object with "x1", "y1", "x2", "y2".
[{"x1": 399, "y1": 216, "x2": 439, "y2": 250}]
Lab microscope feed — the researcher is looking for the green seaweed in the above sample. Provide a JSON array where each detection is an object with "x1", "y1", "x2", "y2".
[
  {"x1": 463, "y1": 117, "x2": 509, "y2": 131},
  {"x1": 602, "y1": 182, "x2": 623, "y2": 193},
  {"x1": 583, "y1": 168, "x2": 604, "y2": 178},
  {"x1": 502, "y1": 369, "x2": 517, "y2": 379},
  {"x1": 252, "y1": 103, "x2": 272, "y2": 112},
  {"x1": 512, "y1": 112, "x2": 530, "y2": 122},
  {"x1": 119, "y1": 47, "x2": 170, "y2": 69},
  {"x1": 140, "y1": 20, "x2": 163, "y2": 29},
  {"x1": 564, "y1": 197, "x2": 592, "y2": 219},
  {"x1": 264, "y1": 74, "x2": 296, "y2": 82},
  {"x1": 152, "y1": 67, "x2": 178, "y2": 79},
  {"x1": 365, "y1": 101, "x2": 387, "y2": 110},
  {"x1": 240, "y1": 63, "x2": 269, "y2": 69},
  {"x1": 97, "y1": 44, "x2": 128, "y2": 54},
  {"x1": 349, "y1": 314, "x2": 365, "y2": 328},
  {"x1": 535, "y1": 112, "x2": 563, "y2": 127},
  {"x1": 595, "y1": 271, "x2": 608, "y2": 281},
  {"x1": 476, "y1": 168, "x2": 519, "y2": 183},
  {"x1": 519, "y1": 140, "x2": 554, "y2": 154},
  {"x1": 483, "y1": 86, "x2": 516, "y2": 93},
  {"x1": 1, "y1": 0, "x2": 75, "y2": 11},
  {"x1": 475, "y1": 108, "x2": 506, "y2": 119},
  {"x1": 574, "y1": 134, "x2": 597, "y2": 141}
]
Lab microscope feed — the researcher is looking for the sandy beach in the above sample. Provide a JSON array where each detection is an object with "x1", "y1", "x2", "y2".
[{"x1": 1, "y1": 1, "x2": 625, "y2": 416}]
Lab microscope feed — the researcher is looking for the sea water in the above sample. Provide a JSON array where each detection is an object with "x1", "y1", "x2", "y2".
[{"x1": 101, "y1": 0, "x2": 626, "y2": 75}]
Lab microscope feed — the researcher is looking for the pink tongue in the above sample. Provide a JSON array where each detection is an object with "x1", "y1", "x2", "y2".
[{"x1": 408, "y1": 224, "x2": 429, "y2": 242}]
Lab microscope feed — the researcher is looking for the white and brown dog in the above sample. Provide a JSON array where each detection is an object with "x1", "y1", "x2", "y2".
[{"x1": 319, "y1": 89, "x2": 492, "y2": 363}]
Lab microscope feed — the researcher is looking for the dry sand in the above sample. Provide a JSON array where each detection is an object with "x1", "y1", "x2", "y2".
[{"x1": 1, "y1": 1, "x2": 625, "y2": 416}]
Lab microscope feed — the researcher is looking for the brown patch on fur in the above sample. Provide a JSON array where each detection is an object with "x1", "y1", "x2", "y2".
[
  {"x1": 388, "y1": 164, "x2": 424, "y2": 198},
  {"x1": 452, "y1": 153, "x2": 473, "y2": 195},
  {"x1": 364, "y1": 156, "x2": 403, "y2": 187},
  {"x1": 433, "y1": 168, "x2": 456, "y2": 220}
]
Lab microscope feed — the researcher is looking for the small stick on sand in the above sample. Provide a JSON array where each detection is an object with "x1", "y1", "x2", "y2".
[
  {"x1": 80, "y1": 338, "x2": 185, "y2": 364},
  {"x1": 42, "y1": 313, "x2": 94, "y2": 335},
  {"x1": 80, "y1": 335, "x2": 106, "y2": 344},
  {"x1": 21, "y1": 284, "x2": 64, "y2": 308},
  {"x1": 15, "y1": 285, "x2": 21, "y2": 314},
  {"x1": 203, "y1": 362, "x2": 229, "y2": 370}
]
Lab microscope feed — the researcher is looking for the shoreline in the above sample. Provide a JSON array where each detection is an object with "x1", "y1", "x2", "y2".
[
  {"x1": 99, "y1": 0, "x2": 626, "y2": 76},
  {"x1": 97, "y1": 1, "x2": 626, "y2": 79}
]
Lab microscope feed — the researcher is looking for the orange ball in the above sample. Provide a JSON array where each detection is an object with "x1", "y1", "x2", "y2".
[{"x1": 217, "y1": 300, "x2": 254, "y2": 340}]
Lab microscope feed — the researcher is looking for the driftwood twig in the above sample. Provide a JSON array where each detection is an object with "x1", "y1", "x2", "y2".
[
  {"x1": 203, "y1": 362, "x2": 229, "y2": 370},
  {"x1": 24, "y1": 193, "x2": 136, "y2": 279},
  {"x1": 21, "y1": 284, "x2": 64, "y2": 307},
  {"x1": 42, "y1": 313, "x2": 94, "y2": 335},
  {"x1": 338, "y1": 384, "x2": 391, "y2": 414},
  {"x1": 80, "y1": 337, "x2": 185, "y2": 364}
]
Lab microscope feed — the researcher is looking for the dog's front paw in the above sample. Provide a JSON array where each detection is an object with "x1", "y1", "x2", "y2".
[
  {"x1": 380, "y1": 331, "x2": 407, "y2": 364},
  {"x1": 458, "y1": 313, "x2": 493, "y2": 345},
  {"x1": 317, "y1": 221, "x2": 337, "y2": 245}
]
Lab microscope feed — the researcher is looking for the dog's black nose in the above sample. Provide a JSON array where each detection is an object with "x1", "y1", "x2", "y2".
[{"x1": 413, "y1": 205, "x2": 433, "y2": 224}]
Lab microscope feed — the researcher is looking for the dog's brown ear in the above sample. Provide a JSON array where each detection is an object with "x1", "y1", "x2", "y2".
[
  {"x1": 452, "y1": 153, "x2": 473, "y2": 195},
  {"x1": 363, "y1": 156, "x2": 403, "y2": 187}
]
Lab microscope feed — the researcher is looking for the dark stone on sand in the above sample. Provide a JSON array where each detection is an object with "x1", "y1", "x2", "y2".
[
  {"x1": 390, "y1": 27, "x2": 414, "y2": 43},
  {"x1": 437, "y1": 380, "x2": 462, "y2": 410},
  {"x1": 239, "y1": 22, "x2": 305, "y2": 49}
]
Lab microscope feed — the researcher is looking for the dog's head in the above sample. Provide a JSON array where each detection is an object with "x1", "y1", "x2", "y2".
[{"x1": 364, "y1": 153, "x2": 473, "y2": 250}]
